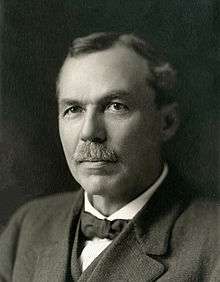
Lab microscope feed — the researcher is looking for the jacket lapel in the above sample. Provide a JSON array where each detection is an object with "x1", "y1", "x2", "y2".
[
  {"x1": 78, "y1": 171, "x2": 192, "y2": 281},
  {"x1": 71, "y1": 215, "x2": 83, "y2": 281},
  {"x1": 32, "y1": 190, "x2": 84, "y2": 282},
  {"x1": 78, "y1": 223, "x2": 165, "y2": 282}
]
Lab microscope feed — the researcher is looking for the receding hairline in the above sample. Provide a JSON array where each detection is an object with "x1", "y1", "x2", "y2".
[
  {"x1": 57, "y1": 43, "x2": 154, "y2": 99},
  {"x1": 56, "y1": 32, "x2": 177, "y2": 106}
]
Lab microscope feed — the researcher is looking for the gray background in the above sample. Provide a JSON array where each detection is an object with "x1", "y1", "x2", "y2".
[{"x1": 0, "y1": 0, "x2": 219, "y2": 229}]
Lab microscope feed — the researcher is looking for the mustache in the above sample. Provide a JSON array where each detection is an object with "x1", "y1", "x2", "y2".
[{"x1": 73, "y1": 141, "x2": 118, "y2": 162}]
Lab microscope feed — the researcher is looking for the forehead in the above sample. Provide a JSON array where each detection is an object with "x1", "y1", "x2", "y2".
[{"x1": 58, "y1": 45, "x2": 151, "y2": 101}]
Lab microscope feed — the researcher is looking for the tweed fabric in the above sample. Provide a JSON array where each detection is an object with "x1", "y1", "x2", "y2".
[{"x1": 0, "y1": 171, "x2": 219, "y2": 281}]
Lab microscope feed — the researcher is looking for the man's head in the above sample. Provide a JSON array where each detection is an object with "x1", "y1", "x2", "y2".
[{"x1": 57, "y1": 32, "x2": 179, "y2": 203}]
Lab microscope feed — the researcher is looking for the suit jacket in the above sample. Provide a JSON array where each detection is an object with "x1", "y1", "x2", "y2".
[{"x1": 0, "y1": 171, "x2": 219, "y2": 282}]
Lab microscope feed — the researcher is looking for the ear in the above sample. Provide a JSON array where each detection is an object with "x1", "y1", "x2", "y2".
[{"x1": 160, "y1": 102, "x2": 180, "y2": 142}]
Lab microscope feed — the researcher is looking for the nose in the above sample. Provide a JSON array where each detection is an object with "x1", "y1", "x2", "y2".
[{"x1": 80, "y1": 110, "x2": 106, "y2": 143}]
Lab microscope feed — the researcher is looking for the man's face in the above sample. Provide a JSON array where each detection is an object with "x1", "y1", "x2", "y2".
[{"x1": 58, "y1": 45, "x2": 165, "y2": 200}]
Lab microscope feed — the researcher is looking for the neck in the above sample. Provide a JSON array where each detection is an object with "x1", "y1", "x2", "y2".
[
  {"x1": 88, "y1": 163, "x2": 164, "y2": 216},
  {"x1": 89, "y1": 194, "x2": 134, "y2": 216}
]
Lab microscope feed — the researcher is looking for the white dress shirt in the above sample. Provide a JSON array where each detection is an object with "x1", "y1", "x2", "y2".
[{"x1": 80, "y1": 164, "x2": 168, "y2": 271}]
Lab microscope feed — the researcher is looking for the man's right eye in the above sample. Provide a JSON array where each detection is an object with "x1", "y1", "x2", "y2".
[{"x1": 63, "y1": 105, "x2": 84, "y2": 117}]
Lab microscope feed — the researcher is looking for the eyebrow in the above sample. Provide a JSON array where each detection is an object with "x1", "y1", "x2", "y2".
[
  {"x1": 100, "y1": 90, "x2": 132, "y2": 100},
  {"x1": 58, "y1": 90, "x2": 132, "y2": 107}
]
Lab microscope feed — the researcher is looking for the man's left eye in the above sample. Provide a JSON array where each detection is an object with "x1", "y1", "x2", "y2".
[{"x1": 106, "y1": 102, "x2": 129, "y2": 112}]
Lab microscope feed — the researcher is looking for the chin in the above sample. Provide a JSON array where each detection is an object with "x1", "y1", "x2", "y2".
[{"x1": 77, "y1": 175, "x2": 116, "y2": 196}]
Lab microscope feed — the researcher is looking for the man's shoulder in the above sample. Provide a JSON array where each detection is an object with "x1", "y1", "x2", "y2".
[
  {"x1": 159, "y1": 169, "x2": 219, "y2": 249},
  {"x1": 182, "y1": 196, "x2": 219, "y2": 225},
  {"x1": 0, "y1": 190, "x2": 84, "y2": 278},
  {"x1": 23, "y1": 190, "x2": 80, "y2": 212},
  {"x1": 173, "y1": 196, "x2": 219, "y2": 247},
  {"x1": 3, "y1": 190, "x2": 83, "y2": 234},
  {"x1": 26, "y1": 189, "x2": 81, "y2": 212},
  {"x1": 189, "y1": 196, "x2": 219, "y2": 212},
  {"x1": 166, "y1": 167, "x2": 219, "y2": 225}
]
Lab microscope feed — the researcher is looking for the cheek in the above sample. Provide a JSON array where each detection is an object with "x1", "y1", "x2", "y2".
[
  {"x1": 106, "y1": 113, "x2": 161, "y2": 152},
  {"x1": 59, "y1": 122, "x2": 80, "y2": 158}
]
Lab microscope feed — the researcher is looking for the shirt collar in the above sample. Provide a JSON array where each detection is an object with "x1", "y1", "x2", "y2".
[{"x1": 84, "y1": 164, "x2": 168, "y2": 221}]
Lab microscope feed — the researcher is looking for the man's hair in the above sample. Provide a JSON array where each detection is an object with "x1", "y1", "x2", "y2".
[{"x1": 57, "y1": 32, "x2": 177, "y2": 106}]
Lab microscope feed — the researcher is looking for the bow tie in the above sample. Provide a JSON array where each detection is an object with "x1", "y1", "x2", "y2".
[{"x1": 80, "y1": 211, "x2": 129, "y2": 240}]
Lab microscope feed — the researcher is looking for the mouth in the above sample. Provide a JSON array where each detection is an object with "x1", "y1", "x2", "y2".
[
  {"x1": 78, "y1": 160, "x2": 117, "y2": 169},
  {"x1": 77, "y1": 158, "x2": 117, "y2": 163}
]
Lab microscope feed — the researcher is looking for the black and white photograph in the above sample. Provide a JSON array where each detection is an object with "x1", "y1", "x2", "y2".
[{"x1": 0, "y1": 1, "x2": 219, "y2": 281}]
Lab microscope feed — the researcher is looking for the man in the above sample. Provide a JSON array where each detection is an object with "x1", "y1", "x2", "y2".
[{"x1": 0, "y1": 32, "x2": 219, "y2": 281}]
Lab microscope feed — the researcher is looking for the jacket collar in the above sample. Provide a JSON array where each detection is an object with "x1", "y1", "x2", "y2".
[{"x1": 133, "y1": 169, "x2": 191, "y2": 256}]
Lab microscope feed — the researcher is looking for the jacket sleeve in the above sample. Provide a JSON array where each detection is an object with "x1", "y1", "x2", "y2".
[{"x1": 0, "y1": 205, "x2": 29, "y2": 282}]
